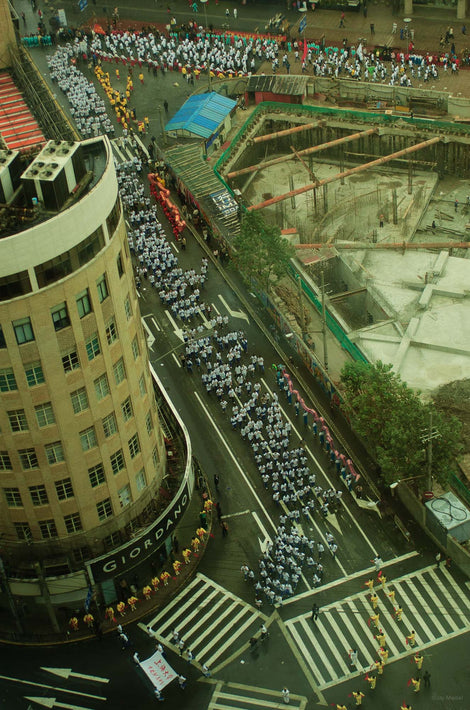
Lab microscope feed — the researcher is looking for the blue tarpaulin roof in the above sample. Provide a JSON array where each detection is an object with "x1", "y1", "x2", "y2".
[{"x1": 164, "y1": 92, "x2": 237, "y2": 139}]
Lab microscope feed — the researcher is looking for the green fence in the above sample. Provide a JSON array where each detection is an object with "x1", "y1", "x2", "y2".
[
  {"x1": 451, "y1": 473, "x2": 470, "y2": 508},
  {"x1": 288, "y1": 263, "x2": 368, "y2": 364},
  {"x1": 214, "y1": 100, "x2": 470, "y2": 178}
]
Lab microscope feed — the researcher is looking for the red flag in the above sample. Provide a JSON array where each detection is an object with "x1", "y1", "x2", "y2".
[
  {"x1": 94, "y1": 23, "x2": 106, "y2": 35},
  {"x1": 302, "y1": 39, "x2": 308, "y2": 62}
]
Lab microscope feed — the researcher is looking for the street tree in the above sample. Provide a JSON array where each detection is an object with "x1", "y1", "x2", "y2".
[
  {"x1": 340, "y1": 361, "x2": 462, "y2": 487},
  {"x1": 233, "y1": 212, "x2": 295, "y2": 293}
]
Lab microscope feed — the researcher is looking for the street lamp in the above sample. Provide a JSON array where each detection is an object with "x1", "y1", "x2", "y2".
[
  {"x1": 199, "y1": 0, "x2": 212, "y2": 92},
  {"x1": 389, "y1": 474, "x2": 427, "y2": 490}
]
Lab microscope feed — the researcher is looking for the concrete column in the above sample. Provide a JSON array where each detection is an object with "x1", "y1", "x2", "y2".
[
  {"x1": 404, "y1": 0, "x2": 413, "y2": 16},
  {"x1": 457, "y1": 0, "x2": 467, "y2": 20}
]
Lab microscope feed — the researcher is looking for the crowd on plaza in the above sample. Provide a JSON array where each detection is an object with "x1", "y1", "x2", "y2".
[{"x1": 43, "y1": 24, "x2": 456, "y2": 138}]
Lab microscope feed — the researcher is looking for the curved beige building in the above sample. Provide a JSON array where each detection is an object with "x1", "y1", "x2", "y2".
[{"x1": 0, "y1": 136, "x2": 166, "y2": 577}]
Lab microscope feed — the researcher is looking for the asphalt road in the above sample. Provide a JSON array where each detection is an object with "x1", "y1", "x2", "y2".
[
  {"x1": 2, "y1": 140, "x2": 470, "y2": 710},
  {"x1": 3, "y1": 17, "x2": 470, "y2": 710}
]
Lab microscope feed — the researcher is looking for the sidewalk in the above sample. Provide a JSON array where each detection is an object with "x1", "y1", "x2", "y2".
[{"x1": 0, "y1": 477, "x2": 216, "y2": 645}]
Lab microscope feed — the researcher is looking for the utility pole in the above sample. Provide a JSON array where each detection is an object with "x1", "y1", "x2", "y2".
[
  {"x1": 421, "y1": 411, "x2": 440, "y2": 490},
  {"x1": 321, "y1": 265, "x2": 329, "y2": 373}
]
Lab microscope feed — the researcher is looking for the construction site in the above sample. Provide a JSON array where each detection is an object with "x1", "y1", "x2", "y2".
[{"x1": 217, "y1": 105, "x2": 470, "y2": 397}]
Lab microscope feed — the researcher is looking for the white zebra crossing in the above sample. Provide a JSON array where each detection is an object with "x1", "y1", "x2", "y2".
[
  {"x1": 285, "y1": 564, "x2": 470, "y2": 690},
  {"x1": 110, "y1": 135, "x2": 149, "y2": 165},
  {"x1": 207, "y1": 682, "x2": 308, "y2": 710},
  {"x1": 145, "y1": 573, "x2": 267, "y2": 669}
]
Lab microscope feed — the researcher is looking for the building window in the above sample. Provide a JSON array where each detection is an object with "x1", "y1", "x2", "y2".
[
  {"x1": 121, "y1": 397, "x2": 133, "y2": 422},
  {"x1": 76, "y1": 289, "x2": 92, "y2": 318},
  {"x1": 0, "y1": 271, "x2": 32, "y2": 301},
  {"x1": 39, "y1": 519, "x2": 58, "y2": 539},
  {"x1": 89, "y1": 463, "x2": 106, "y2": 488},
  {"x1": 94, "y1": 373, "x2": 110, "y2": 401},
  {"x1": 0, "y1": 367, "x2": 17, "y2": 392},
  {"x1": 97, "y1": 274, "x2": 109, "y2": 303},
  {"x1": 51, "y1": 302, "x2": 70, "y2": 331},
  {"x1": 45, "y1": 441, "x2": 65, "y2": 465},
  {"x1": 116, "y1": 251, "x2": 124, "y2": 278},
  {"x1": 97, "y1": 498, "x2": 113, "y2": 521},
  {"x1": 35, "y1": 250, "x2": 72, "y2": 288},
  {"x1": 104, "y1": 531, "x2": 121, "y2": 550},
  {"x1": 14, "y1": 522, "x2": 32, "y2": 541},
  {"x1": 152, "y1": 445, "x2": 159, "y2": 471},
  {"x1": 13, "y1": 317, "x2": 34, "y2": 344},
  {"x1": 29, "y1": 484, "x2": 49, "y2": 506},
  {"x1": 118, "y1": 484, "x2": 132, "y2": 508},
  {"x1": 107, "y1": 197, "x2": 122, "y2": 236},
  {"x1": 146, "y1": 411, "x2": 153, "y2": 435},
  {"x1": 64, "y1": 512, "x2": 82, "y2": 534},
  {"x1": 113, "y1": 358, "x2": 125, "y2": 385},
  {"x1": 8, "y1": 409, "x2": 28, "y2": 433},
  {"x1": 35, "y1": 402, "x2": 55, "y2": 428},
  {"x1": 4, "y1": 487, "x2": 22, "y2": 507},
  {"x1": 78, "y1": 227, "x2": 105, "y2": 266},
  {"x1": 0, "y1": 451, "x2": 12, "y2": 470},
  {"x1": 135, "y1": 468, "x2": 147, "y2": 492},
  {"x1": 72, "y1": 546, "x2": 91, "y2": 563},
  {"x1": 131, "y1": 336, "x2": 139, "y2": 360},
  {"x1": 71, "y1": 387, "x2": 89, "y2": 414},
  {"x1": 124, "y1": 295, "x2": 132, "y2": 320},
  {"x1": 105, "y1": 317, "x2": 118, "y2": 345},
  {"x1": 80, "y1": 426, "x2": 97, "y2": 452},
  {"x1": 19, "y1": 448, "x2": 38, "y2": 469},
  {"x1": 62, "y1": 349, "x2": 80, "y2": 373},
  {"x1": 110, "y1": 449, "x2": 125, "y2": 475},
  {"x1": 128, "y1": 433, "x2": 140, "y2": 459},
  {"x1": 86, "y1": 333, "x2": 101, "y2": 361},
  {"x1": 102, "y1": 412, "x2": 117, "y2": 438},
  {"x1": 55, "y1": 478, "x2": 74, "y2": 500},
  {"x1": 139, "y1": 374, "x2": 147, "y2": 396},
  {"x1": 0, "y1": 325, "x2": 6, "y2": 348},
  {"x1": 25, "y1": 361, "x2": 45, "y2": 386}
]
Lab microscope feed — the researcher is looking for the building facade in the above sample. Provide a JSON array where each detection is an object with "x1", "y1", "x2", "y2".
[{"x1": 0, "y1": 137, "x2": 167, "y2": 584}]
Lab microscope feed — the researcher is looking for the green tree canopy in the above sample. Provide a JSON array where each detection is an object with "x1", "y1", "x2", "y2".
[
  {"x1": 340, "y1": 361, "x2": 463, "y2": 487},
  {"x1": 233, "y1": 212, "x2": 295, "y2": 293}
]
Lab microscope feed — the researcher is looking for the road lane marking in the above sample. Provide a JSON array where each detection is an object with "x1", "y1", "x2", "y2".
[
  {"x1": 194, "y1": 392, "x2": 277, "y2": 533},
  {"x1": 283, "y1": 551, "x2": 419, "y2": 605},
  {"x1": 0, "y1": 675, "x2": 106, "y2": 701}
]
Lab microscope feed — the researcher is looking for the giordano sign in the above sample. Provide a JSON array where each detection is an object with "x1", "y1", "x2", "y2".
[{"x1": 87, "y1": 480, "x2": 190, "y2": 583}]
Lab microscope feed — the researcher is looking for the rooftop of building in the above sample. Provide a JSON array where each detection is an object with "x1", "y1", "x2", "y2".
[{"x1": 0, "y1": 137, "x2": 108, "y2": 239}]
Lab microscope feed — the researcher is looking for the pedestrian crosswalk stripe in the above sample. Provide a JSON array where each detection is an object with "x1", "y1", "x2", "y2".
[
  {"x1": 149, "y1": 573, "x2": 202, "y2": 619},
  {"x1": 145, "y1": 573, "x2": 266, "y2": 668},
  {"x1": 215, "y1": 692, "x2": 294, "y2": 707},
  {"x1": 428, "y1": 571, "x2": 464, "y2": 630},
  {"x1": 342, "y1": 602, "x2": 375, "y2": 668},
  {"x1": 326, "y1": 611, "x2": 361, "y2": 675},
  {"x1": 283, "y1": 550, "x2": 419, "y2": 606},
  {"x1": 289, "y1": 618, "x2": 326, "y2": 680},
  {"x1": 285, "y1": 564, "x2": 470, "y2": 690},
  {"x1": 207, "y1": 682, "x2": 308, "y2": 710},
  {"x1": 441, "y1": 565, "x2": 470, "y2": 610},
  {"x1": 392, "y1": 584, "x2": 425, "y2": 646}
]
